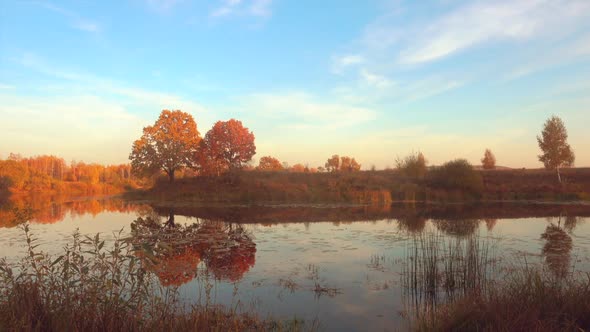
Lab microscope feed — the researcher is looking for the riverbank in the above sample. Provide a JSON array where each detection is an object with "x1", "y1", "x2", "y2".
[
  {"x1": 0, "y1": 226, "x2": 313, "y2": 332},
  {"x1": 126, "y1": 168, "x2": 590, "y2": 205}
]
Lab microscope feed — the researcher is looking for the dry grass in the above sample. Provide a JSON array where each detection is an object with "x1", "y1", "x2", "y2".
[
  {"x1": 0, "y1": 224, "x2": 312, "y2": 332},
  {"x1": 128, "y1": 168, "x2": 590, "y2": 205},
  {"x1": 414, "y1": 268, "x2": 590, "y2": 332},
  {"x1": 404, "y1": 230, "x2": 590, "y2": 332}
]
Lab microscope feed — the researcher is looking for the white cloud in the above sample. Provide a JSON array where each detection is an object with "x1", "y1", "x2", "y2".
[
  {"x1": 396, "y1": 0, "x2": 590, "y2": 65},
  {"x1": 2, "y1": 53, "x2": 214, "y2": 162},
  {"x1": 210, "y1": 0, "x2": 273, "y2": 18},
  {"x1": 360, "y1": 69, "x2": 394, "y2": 89},
  {"x1": 0, "y1": 94, "x2": 143, "y2": 164},
  {"x1": 506, "y1": 32, "x2": 590, "y2": 80},
  {"x1": 403, "y1": 77, "x2": 465, "y2": 102},
  {"x1": 331, "y1": 54, "x2": 365, "y2": 73},
  {"x1": 240, "y1": 92, "x2": 377, "y2": 130}
]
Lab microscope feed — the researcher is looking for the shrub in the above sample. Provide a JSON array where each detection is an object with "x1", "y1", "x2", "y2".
[
  {"x1": 395, "y1": 152, "x2": 427, "y2": 179},
  {"x1": 429, "y1": 159, "x2": 483, "y2": 195}
]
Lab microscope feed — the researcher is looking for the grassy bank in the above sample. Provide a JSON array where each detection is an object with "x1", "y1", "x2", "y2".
[
  {"x1": 403, "y1": 231, "x2": 590, "y2": 331},
  {"x1": 412, "y1": 268, "x2": 590, "y2": 331},
  {"x1": 0, "y1": 225, "x2": 311, "y2": 332},
  {"x1": 127, "y1": 167, "x2": 590, "y2": 205}
]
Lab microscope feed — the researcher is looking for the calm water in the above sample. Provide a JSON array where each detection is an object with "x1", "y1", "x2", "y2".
[{"x1": 1, "y1": 196, "x2": 590, "y2": 331}]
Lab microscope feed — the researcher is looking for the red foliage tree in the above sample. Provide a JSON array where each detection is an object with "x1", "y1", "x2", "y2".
[{"x1": 198, "y1": 119, "x2": 256, "y2": 176}]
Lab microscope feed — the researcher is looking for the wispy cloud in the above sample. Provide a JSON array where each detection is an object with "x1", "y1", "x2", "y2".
[
  {"x1": 14, "y1": 53, "x2": 209, "y2": 117},
  {"x1": 389, "y1": 0, "x2": 590, "y2": 65},
  {"x1": 32, "y1": 1, "x2": 100, "y2": 33},
  {"x1": 210, "y1": 0, "x2": 273, "y2": 18},
  {"x1": 240, "y1": 92, "x2": 377, "y2": 130},
  {"x1": 5, "y1": 52, "x2": 214, "y2": 159},
  {"x1": 329, "y1": 0, "x2": 590, "y2": 104},
  {"x1": 506, "y1": 32, "x2": 590, "y2": 80},
  {"x1": 331, "y1": 54, "x2": 365, "y2": 74},
  {"x1": 360, "y1": 69, "x2": 394, "y2": 89}
]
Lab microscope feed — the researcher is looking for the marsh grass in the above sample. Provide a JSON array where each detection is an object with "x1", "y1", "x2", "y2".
[
  {"x1": 414, "y1": 266, "x2": 590, "y2": 332},
  {"x1": 402, "y1": 231, "x2": 496, "y2": 325},
  {"x1": 403, "y1": 230, "x2": 590, "y2": 331},
  {"x1": 0, "y1": 224, "x2": 312, "y2": 332}
]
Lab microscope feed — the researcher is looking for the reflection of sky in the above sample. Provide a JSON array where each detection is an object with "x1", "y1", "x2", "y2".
[{"x1": 1, "y1": 206, "x2": 590, "y2": 331}]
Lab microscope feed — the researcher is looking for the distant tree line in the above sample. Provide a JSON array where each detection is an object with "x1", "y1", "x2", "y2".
[
  {"x1": 0, "y1": 153, "x2": 135, "y2": 195},
  {"x1": 2, "y1": 112, "x2": 575, "y2": 195}
]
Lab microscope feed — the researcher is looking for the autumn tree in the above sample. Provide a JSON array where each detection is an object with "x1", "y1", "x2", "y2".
[
  {"x1": 395, "y1": 151, "x2": 427, "y2": 178},
  {"x1": 129, "y1": 110, "x2": 201, "y2": 183},
  {"x1": 325, "y1": 155, "x2": 340, "y2": 172},
  {"x1": 537, "y1": 115, "x2": 575, "y2": 183},
  {"x1": 481, "y1": 149, "x2": 496, "y2": 170},
  {"x1": 257, "y1": 156, "x2": 283, "y2": 171},
  {"x1": 198, "y1": 119, "x2": 256, "y2": 176},
  {"x1": 290, "y1": 163, "x2": 306, "y2": 172},
  {"x1": 340, "y1": 156, "x2": 361, "y2": 172}
]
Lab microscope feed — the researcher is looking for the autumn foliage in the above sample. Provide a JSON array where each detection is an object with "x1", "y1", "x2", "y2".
[
  {"x1": 257, "y1": 156, "x2": 283, "y2": 171},
  {"x1": 197, "y1": 119, "x2": 256, "y2": 176},
  {"x1": 131, "y1": 215, "x2": 256, "y2": 285},
  {"x1": 130, "y1": 110, "x2": 201, "y2": 183},
  {"x1": 324, "y1": 154, "x2": 361, "y2": 172},
  {"x1": 0, "y1": 153, "x2": 135, "y2": 196}
]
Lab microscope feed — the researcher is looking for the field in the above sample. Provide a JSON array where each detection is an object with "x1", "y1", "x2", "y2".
[{"x1": 129, "y1": 168, "x2": 590, "y2": 205}]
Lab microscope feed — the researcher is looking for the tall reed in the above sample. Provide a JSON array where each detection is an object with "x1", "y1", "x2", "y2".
[{"x1": 0, "y1": 224, "x2": 310, "y2": 332}]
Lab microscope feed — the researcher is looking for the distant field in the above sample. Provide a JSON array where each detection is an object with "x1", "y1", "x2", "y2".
[{"x1": 128, "y1": 167, "x2": 590, "y2": 204}]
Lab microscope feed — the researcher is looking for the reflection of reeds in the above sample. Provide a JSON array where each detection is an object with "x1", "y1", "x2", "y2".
[
  {"x1": 401, "y1": 231, "x2": 495, "y2": 323},
  {"x1": 0, "y1": 225, "x2": 311, "y2": 331}
]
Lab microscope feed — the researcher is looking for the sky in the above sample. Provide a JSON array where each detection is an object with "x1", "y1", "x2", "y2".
[{"x1": 1, "y1": 0, "x2": 589, "y2": 169}]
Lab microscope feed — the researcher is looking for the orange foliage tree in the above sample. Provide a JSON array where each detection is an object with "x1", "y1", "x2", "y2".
[
  {"x1": 289, "y1": 163, "x2": 306, "y2": 172},
  {"x1": 257, "y1": 156, "x2": 283, "y2": 171},
  {"x1": 340, "y1": 156, "x2": 361, "y2": 172},
  {"x1": 325, "y1": 155, "x2": 340, "y2": 172},
  {"x1": 325, "y1": 155, "x2": 360, "y2": 172},
  {"x1": 197, "y1": 119, "x2": 256, "y2": 176},
  {"x1": 130, "y1": 110, "x2": 201, "y2": 183}
]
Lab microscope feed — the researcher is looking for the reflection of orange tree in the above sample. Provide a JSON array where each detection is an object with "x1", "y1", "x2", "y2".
[
  {"x1": 0, "y1": 196, "x2": 141, "y2": 227},
  {"x1": 131, "y1": 215, "x2": 256, "y2": 286}
]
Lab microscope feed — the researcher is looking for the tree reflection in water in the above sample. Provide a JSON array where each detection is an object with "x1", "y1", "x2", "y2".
[
  {"x1": 130, "y1": 212, "x2": 256, "y2": 286},
  {"x1": 0, "y1": 195, "x2": 140, "y2": 228},
  {"x1": 541, "y1": 214, "x2": 575, "y2": 279},
  {"x1": 432, "y1": 218, "x2": 481, "y2": 237}
]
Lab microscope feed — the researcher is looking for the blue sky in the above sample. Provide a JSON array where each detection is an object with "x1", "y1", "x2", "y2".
[{"x1": 1, "y1": 0, "x2": 589, "y2": 168}]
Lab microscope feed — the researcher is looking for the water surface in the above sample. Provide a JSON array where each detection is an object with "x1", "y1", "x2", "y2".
[{"x1": 1, "y1": 196, "x2": 589, "y2": 331}]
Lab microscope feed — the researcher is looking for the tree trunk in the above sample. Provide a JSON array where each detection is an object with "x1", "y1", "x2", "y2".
[
  {"x1": 164, "y1": 212, "x2": 175, "y2": 227},
  {"x1": 168, "y1": 169, "x2": 175, "y2": 183},
  {"x1": 557, "y1": 167, "x2": 562, "y2": 184}
]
